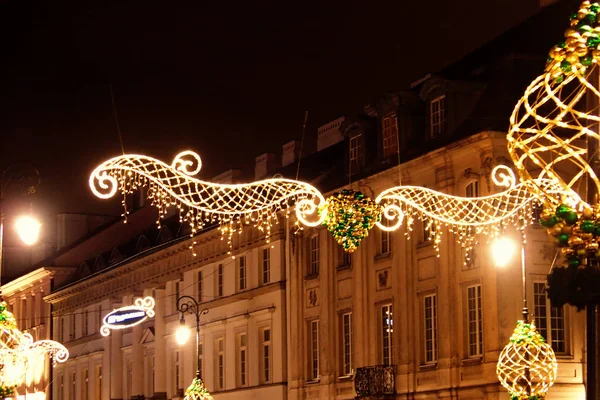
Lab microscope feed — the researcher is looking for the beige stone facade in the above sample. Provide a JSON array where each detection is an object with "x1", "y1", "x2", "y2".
[{"x1": 286, "y1": 132, "x2": 586, "y2": 400}]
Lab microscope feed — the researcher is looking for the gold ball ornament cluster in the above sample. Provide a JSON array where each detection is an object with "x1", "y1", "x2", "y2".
[
  {"x1": 321, "y1": 190, "x2": 382, "y2": 253},
  {"x1": 0, "y1": 302, "x2": 17, "y2": 330},
  {"x1": 184, "y1": 378, "x2": 213, "y2": 400},
  {"x1": 496, "y1": 320, "x2": 558, "y2": 400},
  {"x1": 546, "y1": 1, "x2": 600, "y2": 82}
]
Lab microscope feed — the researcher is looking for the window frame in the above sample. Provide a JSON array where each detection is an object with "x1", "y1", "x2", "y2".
[
  {"x1": 341, "y1": 312, "x2": 353, "y2": 376},
  {"x1": 309, "y1": 320, "x2": 320, "y2": 381},
  {"x1": 238, "y1": 256, "x2": 247, "y2": 291},
  {"x1": 216, "y1": 337, "x2": 225, "y2": 390},
  {"x1": 238, "y1": 333, "x2": 248, "y2": 387},
  {"x1": 349, "y1": 133, "x2": 363, "y2": 174},
  {"x1": 261, "y1": 328, "x2": 272, "y2": 384},
  {"x1": 381, "y1": 304, "x2": 394, "y2": 366},
  {"x1": 197, "y1": 270, "x2": 203, "y2": 302},
  {"x1": 382, "y1": 115, "x2": 399, "y2": 158},
  {"x1": 308, "y1": 234, "x2": 320, "y2": 277},
  {"x1": 430, "y1": 95, "x2": 446, "y2": 138},
  {"x1": 217, "y1": 264, "x2": 224, "y2": 297},
  {"x1": 533, "y1": 281, "x2": 567, "y2": 354},
  {"x1": 262, "y1": 247, "x2": 271, "y2": 284},
  {"x1": 424, "y1": 293, "x2": 438, "y2": 364},
  {"x1": 466, "y1": 284, "x2": 483, "y2": 358}
]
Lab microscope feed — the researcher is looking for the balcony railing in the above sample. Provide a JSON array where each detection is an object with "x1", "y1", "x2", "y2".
[{"x1": 354, "y1": 365, "x2": 397, "y2": 398}]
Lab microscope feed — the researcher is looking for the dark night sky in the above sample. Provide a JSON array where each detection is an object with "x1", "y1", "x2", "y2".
[{"x1": 0, "y1": 0, "x2": 541, "y2": 239}]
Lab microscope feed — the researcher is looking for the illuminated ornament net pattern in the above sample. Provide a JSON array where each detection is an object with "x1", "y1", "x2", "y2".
[
  {"x1": 90, "y1": 151, "x2": 326, "y2": 254},
  {"x1": 496, "y1": 320, "x2": 558, "y2": 400},
  {"x1": 374, "y1": 166, "x2": 563, "y2": 257},
  {"x1": 184, "y1": 378, "x2": 214, "y2": 400},
  {"x1": 508, "y1": 2, "x2": 600, "y2": 209},
  {"x1": 0, "y1": 302, "x2": 68, "y2": 388}
]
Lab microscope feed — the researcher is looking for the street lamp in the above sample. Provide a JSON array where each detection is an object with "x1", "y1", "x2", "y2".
[
  {"x1": 494, "y1": 231, "x2": 558, "y2": 399},
  {"x1": 0, "y1": 163, "x2": 41, "y2": 297},
  {"x1": 176, "y1": 295, "x2": 212, "y2": 400}
]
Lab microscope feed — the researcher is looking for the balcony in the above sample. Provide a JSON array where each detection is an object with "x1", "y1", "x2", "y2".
[{"x1": 354, "y1": 365, "x2": 397, "y2": 398}]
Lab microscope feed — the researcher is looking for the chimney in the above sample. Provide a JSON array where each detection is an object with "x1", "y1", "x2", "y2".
[
  {"x1": 317, "y1": 117, "x2": 345, "y2": 151},
  {"x1": 255, "y1": 153, "x2": 281, "y2": 180},
  {"x1": 212, "y1": 169, "x2": 242, "y2": 184},
  {"x1": 282, "y1": 140, "x2": 302, "y2": 167}
]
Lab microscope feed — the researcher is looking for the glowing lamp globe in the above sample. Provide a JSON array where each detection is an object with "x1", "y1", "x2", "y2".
[
  {"x1": 492, "y1": 237, "x2": 516, "y2": 268},
  {"x1": 176, "y1": 325, "x2": 191, "y2": 345},
  {"x1": 14, "y1": 215, "x2": 41, "y2": 246}
]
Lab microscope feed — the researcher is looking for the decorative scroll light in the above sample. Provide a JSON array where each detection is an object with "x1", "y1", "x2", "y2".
[
  {"x1": 374, "y1": 166, "x2": 565, "y2": 257},
  {"x1": 497, "y1": 320, "x2": 558, "y2": 399},
  {"x1": 184, "y1": 377, "x2": 214, "y2": 400},
  {"x1": 0, "y1": 302, "x2": 68, "y2": 392},
  {"x1": 90, "y1": 151, "x2": 326, "y2": 255},
  {"x1": 507, "y1": 0, "x2": 600, "y2": 211},
  {"x1": 100, "y1": 296, "x2": 155, "y2": 336}
]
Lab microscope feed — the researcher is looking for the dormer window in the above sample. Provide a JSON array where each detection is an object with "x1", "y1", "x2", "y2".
[
  {"x1": 382, "y1": 115, "x2": 399, "y2": 158},
  {"x1": 349, "y1": 134, "x2": 362, "y2": 174},
  {"x1": 430, "y1": 95, "x2": 446, "y2": 138}
]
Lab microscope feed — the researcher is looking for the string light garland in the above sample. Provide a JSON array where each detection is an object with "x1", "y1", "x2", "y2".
[
  {"x1": 496, "y1": 320, "x2": 558, "y2": 400},
  {"x1": 184, "y1": 377, "x2": 214, "y2": 400},
  {"x1": 321, "y1": 190, "x2": 382, "y2": 253},
  {"x1": 90, "y1": 151, "x2": 326, "y2": 255}
]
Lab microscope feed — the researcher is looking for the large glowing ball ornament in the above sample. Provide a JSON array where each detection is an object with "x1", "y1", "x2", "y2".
[
  {"x1": 507, "y1": 0, "x2": 600, "y2": 209},
  {"x1": 497, "y1": 320, "x2": 558, "y2": 399},
  {"x1": 491, "y1": 237, "x2": 516, "y2": 268},
  {"x1": 184, "y1": 377, "x2": 214, "y2": 400},
  {"x1": 14, "y1": 216, "x2": 41, "y2": 246}
]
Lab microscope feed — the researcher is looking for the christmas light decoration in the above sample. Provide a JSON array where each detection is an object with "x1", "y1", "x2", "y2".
[
  {"x1": 100, "y1": 296, "x2": 155, "y2": 336},
  {"x1": 321, "y1": 190, "x2": 382, "y2": 253},
  {"x1": 90, "y1": 151, "x2": 326, "y2": 254},
  {"x1": 184, "y1": 377, "x2": 214, "y2": 400},
  {"x1": 496, "y1": 320, "x2": 558, "y2": 400},
  {"x1": 0, "y1": 302, "x2": 68, "y2": 390}
]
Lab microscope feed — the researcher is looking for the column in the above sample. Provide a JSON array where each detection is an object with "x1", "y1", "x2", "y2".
[
  {"x1": 110, "y1": 329, "x2": 123, "y2": 400},
  {"x1": 132, "y1": 323, "x2": 144, "y2": 396},
  {"x1": 153, "y1": 289, "x2": 167, "y2": 399}
]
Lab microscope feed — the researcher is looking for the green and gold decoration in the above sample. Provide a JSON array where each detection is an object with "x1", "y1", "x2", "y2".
[
  {"x1": 321, "y1": 189, "x2": 382, "y2": 253},
  {"x1": 0, "y1": 302, "x2": 17, "y2": 330},
  {"x1": 0, "y1": 383, "x2": 15, "y2": 399},
  {"x1": 184, "y1": 377, "x2": 213, "y2": 400},
  {"x1": 496, "y1": 320, "x2": 558, "y2": 400},
  {"x1": 540, "y1": 204, "x2": 600, "y2": 309},
  {"x1": 546, "y1": 1, "x2": 600, "y2": 82}
]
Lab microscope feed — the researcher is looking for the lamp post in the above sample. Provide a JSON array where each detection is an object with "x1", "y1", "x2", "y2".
[
  {"x1": 176, "y1": 295, "x2": 211, "y2": 399},
  {"x1": 0, "y1": 163, "x2": 41, "y2": 298}
]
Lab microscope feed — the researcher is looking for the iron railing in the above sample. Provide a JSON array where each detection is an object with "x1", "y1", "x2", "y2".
[{"x1": 354, "y1": 365, "x2": 396, "y2": 398}]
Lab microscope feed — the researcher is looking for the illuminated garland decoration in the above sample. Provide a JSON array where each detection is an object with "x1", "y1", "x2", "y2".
[
  {"x1": 321, "y1": 190, "x2": 382, "y2": 253},
  {"x1": 508, "y1": 1, "x2": 600, "y2": 211},
  {"x1": 496, "y1": 320, "x2": 558, "y2": 400},
  {"x1": 0, "y1": 302, "x2": 69, "y2": 388},
  {"x1": 90, "y1": 151, "x2": 326, "y2": 255},
  {"x1": 184, "y1": 377, "x2": 214, "y2": 400},
  {"x1": 374, "y1": 166, "x2": 564, "y2": 257}
]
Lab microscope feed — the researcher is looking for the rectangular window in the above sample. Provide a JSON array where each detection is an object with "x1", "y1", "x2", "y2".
[
  {"x1": 238, "y1": 333, "x2": 247, "y2": 387},
  {"x1": 465, "y1": 181, "x2": 479, "y2": 198},
  {"x1": 467, "y1": 285, "x2": 483, "y2": 357},
  {"x1": 71, "y1": 370, "x2": 76, "y2": 400},
  {"x1": 262, "y1": 328, "x2": 271, "y2": 383},
  {"x1": 262, "y1": 248, "x2": 271, "y2": 284},
  {"x1": 423, "y1": 217, "x2": 436, "y2": 242},
  {"x1": 338, "y1": 245, "x2": 351, "y2": 268},
  {"x1": 218, "y1": 265, "x2": 224, "y2": 297},
  {"x1": 21, "y1": 298, "x2": 27, "y2": 330},
  {"x1": 380, "y1": 218, "x2": 391, "y2": 255},
  {"x1": 174, "y1": 281, "x2": 180, "y2": 312},
  {"x1": 534, "y1": 282, "x2": 566, "y2": 354},
  {"x1": 175, "y1": 351, "x2": 181, "y2": 391},
  {"x1": 381, "y1": 304, "x2": 393, "y2": 365},
  {"x1": 82, "y1": 368, "x2": 89, "y2": 400},
  {"x1": 217, "y1": 338, "x2": 225, "y2": 389},
  {"x1": 382, "y1": 115, "x2": 399, "y2": 157},
  {"x1": 424, "y1": 294, "x2": 438, "y2": 363},
  {"x1": 310, "y1": 320, "x2": 320, "y2": 381},
  {"x1": 309, "y1": 235, "x2": 320, "y2": 276},
  {"x1": 197, "y1": 270, "x2": 203, "y2": 302},
  {"x1": 342, "y1": 312, "x2": 353, "y2": 376},
  {"x1": 83, "y1": 309, "x2": 89, "y2": 336},
  {"x1": 94, "y1": 366, "x2": 102, "y2": 400},
  {"x1": 430, "y1": 95, "x2": 446, "y2": 137},
  {"x1": 239, "y1": 256, "x2": 247, "y2": 291},
  {"x1": 58, "y1": 317, "x2": 64, "y2": 342},
  {"x1": 97, "y1": 305, "x2": 103, "y2": 332},
  {"x1": 71, "y1": 314, "x2": 76, "y2": 340},
  {"x1": 349, "y1": 134, "x2": 362, "y2": 173}
]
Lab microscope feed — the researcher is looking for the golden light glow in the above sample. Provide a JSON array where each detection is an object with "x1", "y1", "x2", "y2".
[
  {"x1": 90, "y1": 151, "x2": 326, "y2": 254},
  {"x1": 14, "y1": 216, "x2": 41, "y2": 246},
  {"x1": 175, "y1": 325, "x2": 191, "y2": 346},
  {"x1": 491, "y1": 237, "x2": 516, "y2": 267}
]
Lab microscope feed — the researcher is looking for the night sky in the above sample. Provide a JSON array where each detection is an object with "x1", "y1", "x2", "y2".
[{"x1": 0, "y1": 0, "x2": 541, "y2": 240}]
